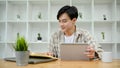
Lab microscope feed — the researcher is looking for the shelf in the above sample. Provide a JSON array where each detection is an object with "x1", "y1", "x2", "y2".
[
  {"x1": 94, "y1": 0, "x2": 115, "y2": 21},
  {"x1": 29, "y1": 41, "x2": 48, "y2": 44},
  {"x1": 77, "y1": 20, "x2": 92, "y2": 23},
  {"x1": 28, "y1": 20, "x2": 48, "y2": 23},
  {"x1": 7, "y1": 1, "x2": 27, "y2": 21},
  {"x1": 50, "y1": 0, "x2": 70, "y2": 5},
  {"x1": 94, "y1": 20, "x2": 115, "y2": 24},
  {"x1": 7, "y1": 20, "x2": 27, "y2": 23},
  {"x1": 72, "y1": 0, "x2": 91, "y2": 4},
  {"x1": 0, "y1": 1, "x2": 6, "y2": 21},
  {"x1": 7, "y1": 22, "x2": 27, "y2": 42},
  {"x1": 28, "y1": 0, "x2": 48, "y2": 21},
  {"x1": 99, "y1": 42, "x2": 115, "y2": 44},
  {"x1": 94, "y1": 22, "x2": 114, "y2": 42},
  {"x1": 50, "y1": 20, "x2": 58, "y2": 23},
  {"x1": 28, "y1": 23, "x2": 48, "y2": 42},
  {"x1": 94, "y1": 0, "x2": 114, "y2": 3},
  {"x1": 6, "y1": 41, "x2": 48, "y2": 44},
  {"x1": 72, "y1": 0, "x2": 92, "y2": 21},
  {"x1": 77, "y1": 20, "x2": 92, "y2": 22},
  {"x1": 7, "y1": 0, "x2": 27, "y2": 1}
]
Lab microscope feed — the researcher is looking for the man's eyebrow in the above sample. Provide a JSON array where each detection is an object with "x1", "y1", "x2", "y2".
[
  {"x1": 61, "y1": 19, "x2": 67, "y2": 21},
  {"x1": 59, "y1": 19, "x2": 67, "y2": 21}
]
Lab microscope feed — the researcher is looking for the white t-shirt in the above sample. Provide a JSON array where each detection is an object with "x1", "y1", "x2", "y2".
[{"x1": 64, "y1": 34, "x2": 74, "y2": 43}]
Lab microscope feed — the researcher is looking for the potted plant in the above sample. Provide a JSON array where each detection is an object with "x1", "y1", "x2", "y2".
[
  {"x1": 38, "y1": 12, "x2": 42, "y2": 20},
  {"x1": 103, "y1": 14, "x2": 107, "y2": 20},
  {"x1": 17, "y1": 14, "x2": 20, "y2": 20},
  {"x1": 13, "y1": 33, "x2": 29, "y2": 66},
  {"x1": 37, "y1": 33, "x2": 42, "y2": 42},
  {"x1": 101, "y1": 32, "x2": 105, "y2": 41},
  {"x1": 78, "y1": 12, "x2": 82, "y2": 19}
]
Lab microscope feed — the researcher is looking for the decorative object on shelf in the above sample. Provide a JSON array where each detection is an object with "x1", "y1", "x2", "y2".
[
  {"x1": 38, "y1": 12, "x2": 42, "y2": 20},
  {"x1": 101, "y1": 32, "x2": 105, "y2": 41},
  {"x1": 78, "y1": 12, "x2": 83, "y2": 19},
  {"x1": 17, "y1": 14, "x2": 20, "y2": 20},
  {"x1": 37, "y1": 33, "x2": 42, "y2": 42},
  {"x1": 13, "y1": 33, "x2": 29, "y2": 66},
  {"x1": 103, "y1": 14, "x2": 107, "y2": 20}
]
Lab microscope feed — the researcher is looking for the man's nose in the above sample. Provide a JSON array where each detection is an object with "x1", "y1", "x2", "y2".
[{"x1": 59, "y1": 22, "x2": 64, "y2": 26}]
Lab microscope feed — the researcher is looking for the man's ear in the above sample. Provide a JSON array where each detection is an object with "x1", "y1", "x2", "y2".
[{"x1": 72, "y1": 18, "x2": 77, "y2": 24}]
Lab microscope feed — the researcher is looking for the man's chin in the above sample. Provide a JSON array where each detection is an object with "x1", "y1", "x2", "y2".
[{"x1": 61, "y1": 29, "x2": 66, "y2": 33}]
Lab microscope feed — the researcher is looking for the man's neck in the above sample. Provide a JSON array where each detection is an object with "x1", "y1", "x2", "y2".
[{"x1": 64, "y1": 26, "x2": 76, "y2": 36}]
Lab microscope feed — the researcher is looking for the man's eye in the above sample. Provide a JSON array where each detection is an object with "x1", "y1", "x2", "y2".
[{"x1": 62, "y1": 20, "x2": 67, "y2": 23}]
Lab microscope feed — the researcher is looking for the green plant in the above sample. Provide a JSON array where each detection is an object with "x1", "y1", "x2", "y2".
[
  {"x1": 17, "y1": 14, "x2": 20, "y2": 19},
  {"x1": 37, "y1": 33, "x2": 42, "y2": 40},
  {"x1": 101, "y1": 32, "x2": 105, "y2": 40},
  {"x1": 78, "y1": 12, "x2": 82, "y2": 19},
  {"x1": 103, "y1": 14, "x2": 107, "y2": 20},
  {"x1": 38, "y1": 12, "x2": 41, "y2": 19},
  {"x1": 13, "y1": 33, "x2": 28, "y2": 51}
]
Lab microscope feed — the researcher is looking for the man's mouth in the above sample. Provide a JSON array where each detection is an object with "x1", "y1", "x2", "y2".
[{"x1": 61, "y1": 27, "x2": 65, "y2": 30}]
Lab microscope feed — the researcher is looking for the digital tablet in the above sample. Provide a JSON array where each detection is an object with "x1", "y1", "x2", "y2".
[{"x1": 60, "y1": 43, "x2": 90, "y2": 61}]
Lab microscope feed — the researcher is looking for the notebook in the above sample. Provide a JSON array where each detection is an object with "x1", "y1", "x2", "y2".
[
  {"x1": 60, "y1": 43, "x2": 90, "y2": 61},
  {"x1": 4, "y1": 53, "x2": 58, "y2": 64}
]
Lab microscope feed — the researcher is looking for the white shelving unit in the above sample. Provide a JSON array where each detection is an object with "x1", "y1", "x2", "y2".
[{"x1": 0, "y1": 0, "x2": 119, "y2": 59}]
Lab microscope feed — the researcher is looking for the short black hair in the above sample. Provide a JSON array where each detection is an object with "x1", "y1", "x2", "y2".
[{"x1": 57, "y1": 5, "x2": 78, "y2": 20}]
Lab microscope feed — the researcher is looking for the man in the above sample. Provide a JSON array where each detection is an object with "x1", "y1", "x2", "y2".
[{"x1": 48, "y1": 5, "x2": 103, "y2": 60}]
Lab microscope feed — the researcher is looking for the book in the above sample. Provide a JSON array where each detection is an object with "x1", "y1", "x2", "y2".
[{"x1": 30, "y1": 52, "x2": 58, "y2": 60}]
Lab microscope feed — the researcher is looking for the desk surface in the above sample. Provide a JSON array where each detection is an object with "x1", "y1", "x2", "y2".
[{"x1": 0, "y1": 59, "x2": 120, "y2": 68}]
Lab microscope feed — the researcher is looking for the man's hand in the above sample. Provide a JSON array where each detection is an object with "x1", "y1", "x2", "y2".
[
  {"x1": 46, "y1": 52, "x2": 53, "y2": 56},
  {"x1": 84, "y1": 45, "x2": 95, "y2": 58}
]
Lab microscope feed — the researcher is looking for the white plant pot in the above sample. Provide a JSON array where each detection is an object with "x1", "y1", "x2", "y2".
[{"x1": 15, "y1": 51, "x2": 29, "y2": 66}]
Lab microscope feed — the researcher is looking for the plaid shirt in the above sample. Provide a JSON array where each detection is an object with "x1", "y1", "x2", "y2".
[{"x1": 49, "y1": 27, "x2": 103, "y2": 59}]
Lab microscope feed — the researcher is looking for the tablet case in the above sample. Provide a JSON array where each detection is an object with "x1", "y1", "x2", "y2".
[{"x1": 4, "y1": 53, "x2": 58, "y2": 64}]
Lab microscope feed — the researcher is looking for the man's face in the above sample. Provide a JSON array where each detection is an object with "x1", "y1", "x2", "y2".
[{"x1": 58, "y1": 13, "x2": 76, "y2": 33}]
